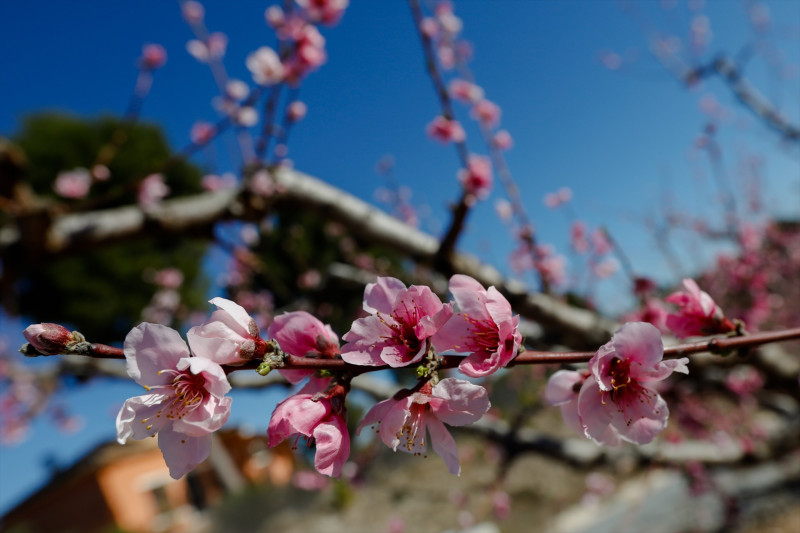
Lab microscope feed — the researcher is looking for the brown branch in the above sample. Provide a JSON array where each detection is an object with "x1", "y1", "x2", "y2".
[{"x1": 21, "y1": 327, "x2": 800, "y2": 374}]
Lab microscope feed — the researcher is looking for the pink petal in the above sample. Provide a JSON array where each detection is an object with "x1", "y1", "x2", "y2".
[
  {"x1": 158, "y1": 428, "x2": 212, "y2": 479},
  {"x1": 545, "y1": 370, "x2": 584, "y2": 406},
  {"x1": 448, "y1": 275, "x2": 491, "y2": 320},
  {"x1": 209, "y1": 297, "x2": 256, "y2": 334},
  {"x1": 173, "y1": 396, "x2": 232, "y2": 437},
  {"x1": 178, "y1": 356, "x2": 232, "y2": 397},
  {"x1": 363, "y1": 277, "x2": 406, "y2": 314},
  {"x1": 430, "y1": 378, "x2": 490, "y2": 426},
  {"x1": 612, "y1": 322, "x2": 664, "y2": 371},
  {"x1": 426, "y1": 415, "x2": 461, "y2": 475},
  {"x1": 124, "y1": 323, "x2": 189, "y2": 388},
  {"x1": 356, "y1": 398, "x2": 395, "y2": 436},
  {"x1": 576, "y1": 377, "x2": 621, "y2": 446},
  {"x1": 458, "y1": 350, "x2": 501, "y2": 378},
  {"x1": 116, "y1": 393, "x2": 170, "y2": 443},
  {"x1": 608, "y1": 387, "x2": 669, "y2": 445},
  {"x1": 484, "y1": 286, "x2": 513, "y2": 326},
  {"x1": 313, "y1": 416, "x2": 350, "y2": 477},
  {"x1": 267, "y1": 311, "x2": 337, "y2": 358},
  {"x1": 638, "y1": 357, "x2": 690, "y2": 382},
  {"x1": 268, "y1": 395, "x2": 330, "y2": 446}
]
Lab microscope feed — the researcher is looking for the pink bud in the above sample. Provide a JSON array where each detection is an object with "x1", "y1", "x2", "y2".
[
  {"x1": 23, "y1": 323, "x2": 74, "y2": 355},
  {"x1": 140, "y1": 44, "x2": 167, "y2": 70},
  {"x1": 287, "y1": 100, "x2": 307, "y2": 122}
]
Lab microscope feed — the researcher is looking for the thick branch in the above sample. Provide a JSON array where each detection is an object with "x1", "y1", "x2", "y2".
[{"x1": 2, "y1": 167, "x2": 614, "y2": 346}]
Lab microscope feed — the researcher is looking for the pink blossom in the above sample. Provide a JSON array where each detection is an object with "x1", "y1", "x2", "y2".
[
  {"x1": 91, "y1": 164, "x2": 110, "y2": 181},
  {"x1": 264, "y1": 5, "x2": 285, "y2": 28},
  {"x1": 54, "y1": 168, "x2": 91, "y2": 199},
  {"x1": 140, "y1": 44, "x2": 167, "y2": 70},
  {"x1": 295, "y1": 0, "x2": 349, "y2": 26},
  {"x1": 268, "y1": 311, "x2": 340, "y2": 384},
  {"x1": 282, "y1": 25, "x2": 327, "y2": 84},
  {"x1": 458, "y1": 155, "x2": 493, "y2": 199},
  {"x1": 492, "y1": 130, "x2": 513, "y2": 150},
  {"x1": 342, "y1": 277, "x2": 453, "y2": 368},
  {"x1": 419, "y1": 17, "x2": 439, "y2": 39},
  {"x1": 23, "y1": 323, "x2": 74, "y2": 355},
  {"x1": 665, "y1": 278, "x2": 734, "y2": 338},
  {"x1": 246, "y1": 46, "x2": 285, "y2": 85},
  {"x1": 571, "y1": 221, "x2": 589, "y2": 253},
  {"x1": 152, "y1": 268, "x2": 184, "y2": 289},
  {"x1": 544, "y1": 187, "x2": 572, "y2": 208},
  {"x1": 249, "y1": 169, "x2": 275, "y2": 197},
  {"x1": 426, "y1": 116, "x2": 466, "y2": 144},
  {"x1": 433, "y1": 274, "x2": 522, "y2": 378},
  {"x1": 116, "y1": 323, "x2": 232, "y2": 479},
  {"x1": 138, "y1": 173, "x2": 170, "y2": 210},
  {"x1": 545, "y1": 369, "x2": 590, "y2": 437},
  {"x1": 287, "y1": 100, "x2": 308, "y2": 122},
  {"x1": 592, "y1": 258, "x2": 619, "y2": 279},
  {"x1": 181, "y1": 1, "x2": 204, "y2": 24},
  {"x1": 622, "y1": 299, "x2": 668, "y2": 333},
  {"x1": 592, "y1": 229, "x2": 612, "y2": 256},
  {"x1": 358, "y1": 378, "x2": 489, "y2": 475},
  {"x1": 268, "y1": 377, "x2": 350, "y2": 477},
  {"x1": 186, "y1": 32, "x2": 228, "y2": 62},
  {"x1": 470, "y1": 99, "x2": 501, "y2": 128},
  {"x1": 187, "y1": 297, "x2": 269, "y2": 365},
  {"x1": 202, "y1": 173, "x2": 237, "y2": 191},
  {"x1": 190, "y1": 121, "x2": 216, "y2": 145},
  {"x1": 448, "y1": 79, "x2": 484, "y2": 104},
  {"x1": 577, "y1": 322, "x2": 689, "y2": 445},
  {"x1": 494, "y1": 199, "x2": 513, "y2": 221}
]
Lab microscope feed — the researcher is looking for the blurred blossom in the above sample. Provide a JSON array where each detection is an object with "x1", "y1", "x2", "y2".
[
  {"x1": 448, "y1": 78, "x2": 484, "y2": 104},
  {"x1": 292, "y1": 470, "x2": 331, "y2": 491},
  {"x1": 249, "y1": 169, "x2": 275, "y2": 197},
  {"x1": 265, "y1": 5, "x2": 285, "y2": 28},
  {"x1": 246, "y1": 46, "x2": 285, "y2": 85},
  {"x1": 138, "y1": 173, "x2": 169, "y2": 209},
  {"x1": 593, "y1": 259, "x2": 619, "y2": 279},
  {"x1": 494, "y1": 199, "x2": 513, "y2": 221},
  {"x1": 202, "y1": 173, "x2": 237, "y2": 191},
  {"x1": 420, "y1": 17, "x2": 439, "y2": 38},
  {"x1": 725, "y1": 366, "x2": 764, "y2": 396},
  {"x1": 458, "y1": 155, "x2": 493, "y2": 199},
  {"x1": 492, "y1": 129, "x2": 513, "y2": 150},
  {"x1": 190, "y1": 121, "x2": 216, "y2": 145},
  {"x1": 181, "y1": 1, "x2": 205, "y2": 24},
  {"x1": 240, "y1": 224, "x2": 260, "y2": 246},
  {"x1": 152, "y1": 268, "x2": 184, "y2": 289},
  {"x1": 187, "y1": 32, "x2": 228, "y2": 62},
  {"x1": 492, "y1": 490, "x2": 512, "y2": 520},
  {"x1": 225, "y1": 79, "x2": 250, "y2": 101},
  {"x1": 470, "y1": 99, "x2": 501, "y2": 128},
  {"x1": 599, "y1": 50, "x2": 622, "y2": 70},
  {"x1": 234, "y1": 106, "x2": 259, "y2": 127},
  {"x1": 426, "y1": 116, "x2": 466, "y2": 143},
  {"x1": 140, "y1": 43, "x2": 167, "y2": 70},
  {"x1": 287, "y1": 100, "x2": 307, "y2": 122},
  {"x1": 295, "y1": 0, "x2": 349, "y2": 26},
  {"x1": 91, "y1": 164, "x2": 110, "y2": 181},
  {"x1": 54, "y1": 168, "x2": 91, "y2": 199}
]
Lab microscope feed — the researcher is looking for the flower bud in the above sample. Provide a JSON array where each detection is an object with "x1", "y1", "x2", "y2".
[{"x1": 23, "y1": 323, "x2": 73, "y2": 355}]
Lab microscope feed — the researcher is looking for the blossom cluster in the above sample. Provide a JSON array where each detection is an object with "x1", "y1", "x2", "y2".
[{"x1": 110, "y1": 275, "x2": 518, "y2": 478}]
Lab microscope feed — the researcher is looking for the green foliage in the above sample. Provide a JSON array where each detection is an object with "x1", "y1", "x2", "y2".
[
  {"x1": 15, "y1": 113, "x2": 202, "y2": 205},
  {"x1": 8, "y1": 113, "x2": 208, "y2": 342}
]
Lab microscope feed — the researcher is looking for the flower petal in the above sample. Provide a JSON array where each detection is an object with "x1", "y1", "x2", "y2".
[
  {"x1": 431, "y1": 378, "x2": 490, "y2": 426},
  {"x1": 124, "y1": 323, "x2": 188, "y2": 387},
  {"x1": 116, "y1": 393, "x2": 170, "y2": 443},
  {"x1": 363, "y1": 277, "x2": 406, "y2": 314},
  {"x1": 158, "y1": 428, "x2": 212, "y2": 479},
  {"x1": 426, "y1": 416, "x2": 461, "y2": 475},
  {"x1": 313, "y1": 416, "x2": 350, "y2": 477},
  {"x1": 545, "y1": 370, "x2": 584, "y2": 406}
]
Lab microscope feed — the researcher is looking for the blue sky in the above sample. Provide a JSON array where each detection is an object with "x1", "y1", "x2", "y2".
[{"x1": 1, "y1": 0, "x2": 799, "y2": 516}]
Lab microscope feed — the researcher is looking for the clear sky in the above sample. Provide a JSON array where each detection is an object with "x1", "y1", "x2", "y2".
[{"x1": 1, "y1": 0, "x2": 798, "y2": 516}]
